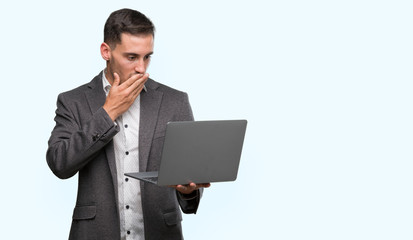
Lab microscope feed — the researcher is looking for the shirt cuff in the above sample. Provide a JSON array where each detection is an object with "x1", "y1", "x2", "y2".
[{"x1": 177, "y1": 189, "x2": 199, "y2": 200}]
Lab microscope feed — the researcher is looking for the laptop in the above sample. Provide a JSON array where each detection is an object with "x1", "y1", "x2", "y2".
[{"x1": 125, "y1": 119, "x2": 247, "y2": 186}]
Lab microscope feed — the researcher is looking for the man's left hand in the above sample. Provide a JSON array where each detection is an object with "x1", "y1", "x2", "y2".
[{"x1": 173, "y1": 182, "x2": 211, "y2": 195}]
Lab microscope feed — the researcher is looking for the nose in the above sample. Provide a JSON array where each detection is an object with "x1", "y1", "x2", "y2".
[{"x1": 135, "y1": 59, "x2": 146, "y2": 74}]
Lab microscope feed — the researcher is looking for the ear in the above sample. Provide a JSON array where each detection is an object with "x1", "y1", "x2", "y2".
[{"x1": 100, "y1": 42, "x2": 111, "y2": 61}]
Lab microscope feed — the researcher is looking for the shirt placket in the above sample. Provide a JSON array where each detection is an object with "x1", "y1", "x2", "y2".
[{"x1": 123, "y1": 110, "x2": 142, "y2": 239}]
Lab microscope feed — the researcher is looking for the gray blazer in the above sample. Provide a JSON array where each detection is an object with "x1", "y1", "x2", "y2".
[{"x1": 46, "y1": 72, "x2": 201, "y2": 240}]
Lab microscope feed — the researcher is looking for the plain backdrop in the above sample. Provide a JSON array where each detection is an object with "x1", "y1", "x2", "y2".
[{"x1": 1, "y1": 0, "x2": 412, "y2": 239}]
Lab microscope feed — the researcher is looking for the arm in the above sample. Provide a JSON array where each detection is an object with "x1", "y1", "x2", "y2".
[
  {"x1": 46, "y1": 73, "x2": 148, "y2": 179},
  {"x1": 46, "y1": 93, "x2": 118, "y2": 179},
  {"x1": 175, "y1": 183, "x2": 210, "y2": 213}
]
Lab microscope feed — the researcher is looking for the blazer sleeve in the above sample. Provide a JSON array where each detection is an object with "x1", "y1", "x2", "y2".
[
  {"x1": 174, "y1": 92, "x2": 204, "y2": 214},
  {"x1": 46, "y1": 93, "x2": 119, "y2": 179}
]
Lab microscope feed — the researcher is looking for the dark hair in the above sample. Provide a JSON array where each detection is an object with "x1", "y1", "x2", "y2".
[{"x1": 104, "y1": 8, "x2": 155, "y2": 47}]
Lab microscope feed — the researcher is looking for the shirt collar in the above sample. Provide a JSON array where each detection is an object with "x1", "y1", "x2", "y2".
[{"x1": 102, "y1": 69, "x2": 147, "y2": 96}]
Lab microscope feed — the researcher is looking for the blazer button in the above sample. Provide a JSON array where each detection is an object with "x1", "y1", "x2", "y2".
[{"x1": 92, "y1": 134, "x2": 101, "y2": 141}]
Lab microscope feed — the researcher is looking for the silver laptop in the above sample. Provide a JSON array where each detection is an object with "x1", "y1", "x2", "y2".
[{"x1": 125, "y1": 120, "x2": 247, "y2": 186}]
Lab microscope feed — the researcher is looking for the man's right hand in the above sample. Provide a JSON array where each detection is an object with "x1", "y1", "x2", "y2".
[{"x1": 103, "y1": 72, "x2": 148, "y2": 121}]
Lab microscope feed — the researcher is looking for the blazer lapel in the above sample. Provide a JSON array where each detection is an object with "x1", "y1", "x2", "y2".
[
  {"x1": 139, "y1": 80, "x2": 163, "y2": 172},
  {"x1": 85, "y1": 72, "x2": 119, "y2": 207},
  {"x1": 85, "y1": 72, "x2": 106, "y2": 115}
]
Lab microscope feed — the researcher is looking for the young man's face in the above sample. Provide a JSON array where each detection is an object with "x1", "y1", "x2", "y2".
[{"x1": 103, "y1": 33, "x2": 154, "y2": 84}]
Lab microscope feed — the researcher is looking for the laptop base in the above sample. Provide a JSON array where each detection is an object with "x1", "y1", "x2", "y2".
[{"x1": 125, "y1": 172, "x2": 159, "y2": 184}]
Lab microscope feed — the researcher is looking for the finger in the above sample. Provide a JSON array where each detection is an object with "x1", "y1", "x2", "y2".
[
  {"x1": 133, "y1": 75, "x2": 148, "y2": 91},
  {"x1": 183, "y1": 183, "x2": 197, "y2": 192},
  {"x1": 198, "y1": 183, "x2": 211, "y2": 188},
  {"x1": 123, "y1": 73, "x2": 143, "y2": 87},
  {"x1": 190, "y1": 183, "x2": 210, "y2": 189},
  {"x1": 168, "y1": 185, "x2": 180, "y2": 190},
  {"x1": 129, "y1": 83, "x2": 146, "y2": 100},
  {"x1": 113, "y1": 72, "x2": 121, "y2": 86},
  {"x1": 133, "y1": 73, "x2": 149, "y2": 88},
  {"x1": 129, "y1": 74, "x2": 148, "y2": 96},
  {"x1": 176, "y1": 185, "x2": 188, "y2": 193}
]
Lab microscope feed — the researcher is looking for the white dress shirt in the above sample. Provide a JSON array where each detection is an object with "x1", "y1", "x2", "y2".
[{"x1": 102, "y1": 71, "x2": 146, "y2": 240}]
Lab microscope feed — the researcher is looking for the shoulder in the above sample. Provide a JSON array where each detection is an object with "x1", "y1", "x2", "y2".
[
  {"x1": 146, "y1": 78, "x2": 189, "y2": 99},
  {"x1": 57, "y1": 73, "x2": 102, "y2": 101},
  {"x1": 145, "y1": 78, "x2": 194, "y2": 121}
]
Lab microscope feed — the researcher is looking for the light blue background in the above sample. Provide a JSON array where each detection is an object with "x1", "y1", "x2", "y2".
[{"x1": 1, "y1": 0, "x2": 412, "y2": 239}]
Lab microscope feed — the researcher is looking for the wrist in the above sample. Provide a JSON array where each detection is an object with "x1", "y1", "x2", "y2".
[{"x1": 103, "y1": 104, "x2": 118, "y2": 121}]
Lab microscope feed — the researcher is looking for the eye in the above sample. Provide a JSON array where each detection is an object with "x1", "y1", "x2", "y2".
[
  {"x1": 128, "y1": 56, "x2": 136, "y2": 61},
  {"x1": 144, "y1": 55, "x2": 152, "y2": 60}
]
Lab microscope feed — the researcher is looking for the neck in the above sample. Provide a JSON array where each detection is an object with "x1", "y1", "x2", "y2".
[{"x1": 104, "y1": 68, "x2": 114, "y2": 85}]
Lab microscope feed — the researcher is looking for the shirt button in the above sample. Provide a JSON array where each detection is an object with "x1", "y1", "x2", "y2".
[
  {"x1": 125, "y1": 151, "x2": 129, "y2": 155},
  {"x1": 125, "y1": 178, "x2": 129, "y2": 182},
  {"x1": 126, "y1": 205, "x2": 130, "y2": 209},
  {"x1": 124, "y1": 124, "x2": 128, "y2": 128},
  {"x1": 127, "y1": 231, "x2": 131, "y2": 235}
]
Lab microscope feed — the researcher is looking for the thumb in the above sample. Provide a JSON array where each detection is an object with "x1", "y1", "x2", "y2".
[{"x1": 113, "y1": 72, "x2": 120, "y2": 86}]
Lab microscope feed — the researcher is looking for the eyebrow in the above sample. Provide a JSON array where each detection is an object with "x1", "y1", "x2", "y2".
[{"x1": 124, "y1": 52, "x2": 154, "y2": 57}]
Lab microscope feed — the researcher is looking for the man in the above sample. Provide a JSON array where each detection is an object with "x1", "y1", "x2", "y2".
[{"x1": 46, "y1": 8, "x2": 209, "y2": 240}]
